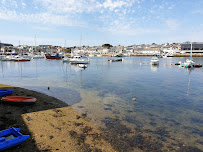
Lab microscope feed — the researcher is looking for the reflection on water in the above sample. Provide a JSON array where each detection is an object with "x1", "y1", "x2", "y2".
[
  {"x1": 0, "y1": 57, "x2": 203, "y2": 151},
  {"x1": 151, "y1": 64, "x2": 159, "y2": 72},
  {"x1": 186, "y1": 68, "x2": 193, "y2": 96}
]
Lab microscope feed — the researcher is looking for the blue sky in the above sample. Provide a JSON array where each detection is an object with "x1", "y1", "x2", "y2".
[{"x1": 0, "y1": 0, "x2": 203, "y2": 46}]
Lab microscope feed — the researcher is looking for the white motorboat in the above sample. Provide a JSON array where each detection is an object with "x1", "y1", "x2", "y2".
[
  {"x1": 69, "y1": 55, "x2": 90, "y2": 64},
  {"x1": 150, "y1": 57, "x2": 159, "y2": 65}
]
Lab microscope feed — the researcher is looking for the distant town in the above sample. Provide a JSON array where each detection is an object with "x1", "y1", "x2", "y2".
[{"x1": 1, "y1": 41, "x2": 203, "y2": 57}]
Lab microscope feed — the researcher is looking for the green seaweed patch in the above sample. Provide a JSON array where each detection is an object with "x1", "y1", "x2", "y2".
[{"x1": 101, "y1": 117, "x2": 164, "y2": 152}]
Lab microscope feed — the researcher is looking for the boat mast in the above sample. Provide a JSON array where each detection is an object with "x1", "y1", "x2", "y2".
[
  {"x1": 34, "y1": 35, "x2": 36, "y2": 55},
  {"x1": 190, "y1": 32, "x2": 194, "y2": 60},
  {"x1": 0, "y1": 40, "x2": 1, "y2": 55},
  {"x1": 190, "y1": 41, "x2": 192, "y2": 60}
]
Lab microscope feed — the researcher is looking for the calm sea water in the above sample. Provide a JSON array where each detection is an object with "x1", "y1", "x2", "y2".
[{"x1": 1, "y1": 57, "x2": 203, "y2": 151}]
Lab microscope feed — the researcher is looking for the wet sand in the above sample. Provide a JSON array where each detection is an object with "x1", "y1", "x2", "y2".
[{"x1": 0, "y1": 84, "x2": 114, "y2": 152}]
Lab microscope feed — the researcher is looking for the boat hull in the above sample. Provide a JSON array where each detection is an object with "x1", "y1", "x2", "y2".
[
  {"x1": 1, "y1": 96, "x2": 37, "y2": 104},
  {"x1": 14, "y1": 59, "x2": 30, "y2": 62},
  {"x1": 151, "y1": 62, "x2": 159, "y2": 65},
  {"x1": 69, "y1": 60, "x2": 89, "y2": 64},
  {"x1": 0, "y1": 89, "x2": 13, "y2": 96},
  {"x1": 108, "y1": 58, "x2": 123, "y2": 62},
  {"x1": 194, "y1": 64, "x2": 202, "y2": 67},
  {"x1": 0, "y1": 127, "x2": 30, "y2": 151},
  {"x1": 45, "y1": 56, "x2": 62, "y2": 60}
]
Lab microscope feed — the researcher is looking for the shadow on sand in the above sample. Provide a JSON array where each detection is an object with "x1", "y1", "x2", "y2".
[{"x1": 0, "y1": 87, "x2": 68, "y2": 152}]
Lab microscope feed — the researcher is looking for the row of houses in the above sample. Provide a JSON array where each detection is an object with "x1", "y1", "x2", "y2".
[{"x1": 1, "y1": 42, "x2": 203, "y2": 56}]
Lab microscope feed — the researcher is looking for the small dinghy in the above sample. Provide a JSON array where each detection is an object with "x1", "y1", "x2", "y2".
[
  {"x1": 108, "y1": 58, "x2": 123, "y2": 62},
  {"x1": 1, "y1": 96, "x2": 36, "y2": 104},
  {"x1": 0, "y1": 127, "x2": 30, "y2": 151},
  {"x1": 194, "y1": 64, "x2": 202, "y2": 68},
  {"x1": 0, "y1": 89, "x2": 13, "y2": 96}
]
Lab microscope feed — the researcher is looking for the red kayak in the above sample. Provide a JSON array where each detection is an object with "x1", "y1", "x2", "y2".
[{"x1": 1, "y1": 96, "x2": 36, "y2": 104}]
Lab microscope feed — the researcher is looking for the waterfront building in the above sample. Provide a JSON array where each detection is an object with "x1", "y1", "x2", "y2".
[
  {"x1": 181, "y1": 42, "x2": 203, "y2": 53},
  {"x1": 0, "y1": 42, "x2": 13, "y2": 47}
]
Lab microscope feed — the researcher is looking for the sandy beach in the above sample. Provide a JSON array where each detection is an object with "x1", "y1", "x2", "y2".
[{"x1": 0, "y1": 84, "x2": 115, "y2": 152}]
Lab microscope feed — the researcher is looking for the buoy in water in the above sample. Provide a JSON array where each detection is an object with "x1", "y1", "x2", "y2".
[{"x1": 132, "y1": 98, "x2": 136, "y2": 101}]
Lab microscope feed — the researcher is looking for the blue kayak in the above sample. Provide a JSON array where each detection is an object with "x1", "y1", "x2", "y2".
[
  {"x1": 0, "y1": 127, "x2": 30, "y2": 151},
  {"x1": 0, "y1": 89, "x2": 13, "y2": 96}
]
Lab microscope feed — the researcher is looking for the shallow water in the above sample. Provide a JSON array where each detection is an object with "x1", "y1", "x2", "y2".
[{"x1": 1, "y1": 57, "x2": 203, "y2": 151}]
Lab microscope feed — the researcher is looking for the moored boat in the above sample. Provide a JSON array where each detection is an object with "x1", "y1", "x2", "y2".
[
  {"x1": 45, "y1": 54, "x2": 62, "y2": 60},
  {"x1": 0, "y1": 127, "x2": 30, "y2": 151},
  {"x1": 69, "y1": 55, "x2": 90, "y2": 64},
  {"x1": 108, "y1": 58, "x2": 123, "y2": 62},
  {"x1": 181, "y1": 59, "x2": 195, "y2": 68},
  {"x1": 14, "y1": 58, "x2": 31, "y2": 62},
  {"x1": 0, "y1": 89, "x2": 13, "y2": 96},
  {"x1": 181, "y1": 41, "x2": 196, "y2": 68},
  {"x1": 194, "y1": 64, "x2": 202, "y2": 68},
  {"x1": 175, "y1": 61, "x2": 182, "y2": 65},
  {"x1": 150, "y1": 57, "x2": 159, "y2": 65},
  {"x1": 1, "y1": 96, "x2": 37, "y2": 104}
]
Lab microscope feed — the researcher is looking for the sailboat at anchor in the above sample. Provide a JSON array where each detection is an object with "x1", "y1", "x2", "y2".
[{"x1": 181, "y1": 41, "x2": 195, "y2": 68}]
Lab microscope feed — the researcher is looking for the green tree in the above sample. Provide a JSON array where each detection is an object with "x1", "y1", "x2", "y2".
[
  {"x1": 102, "y1": 44, "x2": 113, "y2": 48},
  {"x1": 64, "y1": 48, "x2": 71, "y2": 53}
]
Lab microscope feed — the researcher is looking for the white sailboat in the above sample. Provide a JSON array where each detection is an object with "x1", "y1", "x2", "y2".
[
  {"x1": 181, "y1": 41, "x2": 194, "y2": 68},
  {"x1": 32, "y1": 35, "x2": 44, "y2": 59}
]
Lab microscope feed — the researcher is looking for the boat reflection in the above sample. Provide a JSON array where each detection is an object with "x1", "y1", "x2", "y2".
[
  {"x1": 150, "y1": 64, "x2": 159, "y2": 72},
  {"x1": 70, "y1": 64, "x2": 87, "y2": 72},
  {"x1": 186, "y1": 68, "x2": 194, "y2": 96}
]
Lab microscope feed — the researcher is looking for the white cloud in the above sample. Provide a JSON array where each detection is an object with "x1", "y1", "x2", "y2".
[
  {"x1": 1, "y1": 0, "x2": 6, "y2": 5},
  {"x1": 34, "y1": 0, "x2": 99, "y2": 14},
  {"x1": 0, "y1": 8, "x2": 86, "y2": 27},
  {"x1": 22, "y1": 2, "x2": 26, "y2": 6},
  {"x1": 100, "y1": 0, "x2": 127, "y2": 11},
  {"x1": 166, "y1": 19, "x2": 180, "y2": 30}
]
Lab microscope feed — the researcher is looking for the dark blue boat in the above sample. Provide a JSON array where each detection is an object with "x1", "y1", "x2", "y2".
[
  {"x1": 0, "y1": 127, "x2": 30, "y2": 151},
  {"x1": 0, "y1": 89, "x2": 13, "y2": 96}
]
